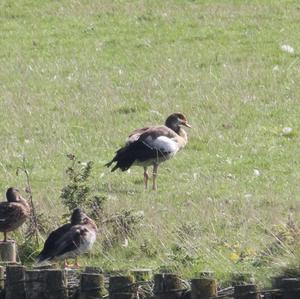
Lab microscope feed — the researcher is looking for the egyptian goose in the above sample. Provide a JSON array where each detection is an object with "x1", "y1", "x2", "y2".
[
  {"x1": 36, "y1": 208, "x2": 97, "y2": 267},
  {"x1": 0, "y1": 187, "x2": 31, "y2": 242},
  {"x1": 105, "y1": 112, "x2": 191, "y2": 190}
]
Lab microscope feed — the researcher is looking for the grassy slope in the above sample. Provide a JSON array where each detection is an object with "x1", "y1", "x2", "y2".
[{"x1": 1, "y1": 0, "x2": 300, "y2": 285}]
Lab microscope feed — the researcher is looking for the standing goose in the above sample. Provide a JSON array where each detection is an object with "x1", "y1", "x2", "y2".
[
  {"x1": 0, "y1": 187, "x2": 31, "y2": 242},
  {"x1": 36, "y1": 208, "x2": 97, "y2": 267},
  {"x1": 105, "y1": 112, "x2": 191, "y2": 190}
]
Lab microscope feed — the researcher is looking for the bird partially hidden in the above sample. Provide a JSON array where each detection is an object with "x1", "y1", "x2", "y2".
[
  {"x1": 105, "y1": 112, "x2": 191, "y2": 190},
  {"x1": 0, "y1": 187, "x2": 31, "y2": 242},
  {"x1": 36, "y1": 208, "x2": 97, "y2": 268}
]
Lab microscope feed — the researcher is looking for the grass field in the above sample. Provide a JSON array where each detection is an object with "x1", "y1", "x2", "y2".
[{"x1": 1, "y1": 0, "x2": 300, "y2": 286}]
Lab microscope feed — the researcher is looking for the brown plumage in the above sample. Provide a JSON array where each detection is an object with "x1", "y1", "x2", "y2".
[
  {"x1": 0, "y1": 187, "x2": 31, "y2": 242},
  {"x1": 37, "y1": 208, "x2": 97, "y2": 267},
  {"x1": 105, "y1": 112, "x2": 191, "y2": 190}
]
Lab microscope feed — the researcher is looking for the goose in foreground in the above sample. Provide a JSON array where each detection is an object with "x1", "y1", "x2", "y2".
[
  {"x1": 36, "y1": 208, "x2": 97, "y2": 267},
  {"x1": 0, "y1": 187, "x2": 31, "y2": 242},
  {"x1": 105, "y1": 112, "x2": 191, "y2": 190}
]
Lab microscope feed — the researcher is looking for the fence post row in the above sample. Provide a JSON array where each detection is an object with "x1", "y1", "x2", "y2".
[{"x1": 2, "y1": 265, "x2": 300, "y2": 298}]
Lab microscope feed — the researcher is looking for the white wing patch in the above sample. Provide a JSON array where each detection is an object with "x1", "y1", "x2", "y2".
[{"x1": 145, "y1": 136, "x2": 178, "y2": 153}]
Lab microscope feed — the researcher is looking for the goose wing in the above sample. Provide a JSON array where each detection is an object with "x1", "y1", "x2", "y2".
[
  {"x1": 127, "y1": 127, "x2": 151, "y2": 144},
  {"x1": 50, "y1": 225, "x2": 85, "y2": 258},
  {"x1": 137, "y1": 126, "x2": 180, "y2": 154},
  {"x1": 37, "y1": 223, "x2": 72, "y2": 262},
  {"x1": 0, "y1": 202, "x2": 23, "y2": 227},
  {"x1": 106, "y1": 126, "x2": 181, "y2": 171}
]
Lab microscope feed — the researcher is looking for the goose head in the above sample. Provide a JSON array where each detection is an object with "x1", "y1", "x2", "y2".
[
  {"x1": 70, "y1": 208, "x2": 86, "y2": 225},
  {"x1": 165, "y1": 113, "x2": 192, "y2": 133},
  {"x1": 6, "y1": 187, "x2": 21, "y2": 202},
  {"x1": 71, "y1": 208, "x2": 98, "y2": 230},
  {"x1": 82, "y1": 214, "x2": 98, "y2": 231}
]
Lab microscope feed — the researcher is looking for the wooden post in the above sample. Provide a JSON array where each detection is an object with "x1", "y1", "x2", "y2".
[
  {"x1": 25, "y1": 270, "x2": 46, "y2": 299},
  {"x1": 191, "y1": 278, "x2": 217, "y2": 299},
  {"x1": 85, "y1": 266, "x2": 103, "y2": 274},
  {"x1": 0, "y1": 242, "x2": 16, "y2": 264},
  {"x1": 281, "y1": 278, "x2": 300, "y2": 299},
  {"x1": 25, "y1": 269, "x2": 67, "y2": 299},
  {"x1": 109, "y1": 275, "x2": 137, "y2": 299},
  {"x1": 154, "y1": 273, "x2": 185, "y2": 299},
  {"x1": 234, "y1": 284, "x2": 259, "y2": 299},
  {"x1": 65, "y1": 268, "x2": 81, "y2": 299},
  {"x1": 198, "y1": 271, "x2": 215, "y2": 279},
  {"x1": 5, "y1": 265, "x2": 26, "y2": 299},
  {"x1": 79, "y1": 272, "x2": 105, "y2": 299},
  {"x1": 45, "y1": 269, "x2": 67, "y2": 299},
  {"x1": 130, "y1": 269, "x2": 152, "y2": 282}
]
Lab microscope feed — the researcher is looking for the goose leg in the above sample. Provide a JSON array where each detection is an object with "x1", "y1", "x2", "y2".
[
  {"x1": 152, "y1": 164, "x2": 158, "y2": 191},
  {"x1": 143, "y1": 167, "x2": 149, "y2": 189},
  {"x1": 3, "y1": 232, "x2": 7, "y2": 242},
  {"x1": 63, "y1": 259, "x2": 69, "y2": 268},
  {"x1": 74, "y1": 257, "x2": 80, "y2": 268}
]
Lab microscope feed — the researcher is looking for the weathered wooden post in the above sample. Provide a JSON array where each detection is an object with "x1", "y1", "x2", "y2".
[
  {"x1": 85, "y1": 266, "x2": 103, "y2": 274},
  {"x1": 65, "y1": 268, "x2": 81, "y2": 299},
  {"x1": 109, "y1": 275, "x2": 137, "y2": 299},
  {"x1": 79, "y1": 272, "x2": 106, "y2": 299},
  {"x1": 46, "y1": 269, "x2": 67, "y2": 299},
  {"x1": 5, "y1": 265, "x2": 26, "y2": 299},
  {"x1": 25, "y1": 269, "x2": 67, "y2": 299},
  {"x1": 26, "y1": 269, "x2": 46, "y2": 299},
  {"x1": 281, "y1": 278, "x2": 300, "y2": 299},
  {"x1": 191, "y1": 277, "x2": 217, "y2": 299},
  {"x1": 234, "y1": 284, "x2": 259, "y2": 299},
  {"x1": 154, "y1": 273, "x2": 185, "y2": 299},
  {"x1": 198, "y1": 271, "x2": 215, "y2": 279},
  {"x1": 0, "y1": 242, "x2": 16, "y2": 264}
]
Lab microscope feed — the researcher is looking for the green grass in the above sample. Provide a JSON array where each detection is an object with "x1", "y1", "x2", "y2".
[{"x1": 1, "y1": 0, "x2": 300, "y2": 287}]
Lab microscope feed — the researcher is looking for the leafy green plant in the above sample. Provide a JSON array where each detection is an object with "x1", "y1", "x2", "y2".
[{"x1": 60, "y1": 154, "x2": 106, "y2": 221}]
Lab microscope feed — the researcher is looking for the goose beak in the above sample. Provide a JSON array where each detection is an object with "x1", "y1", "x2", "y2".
[{"x1": 183, "y1": 122, "x2": 192, "y2": 128}]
